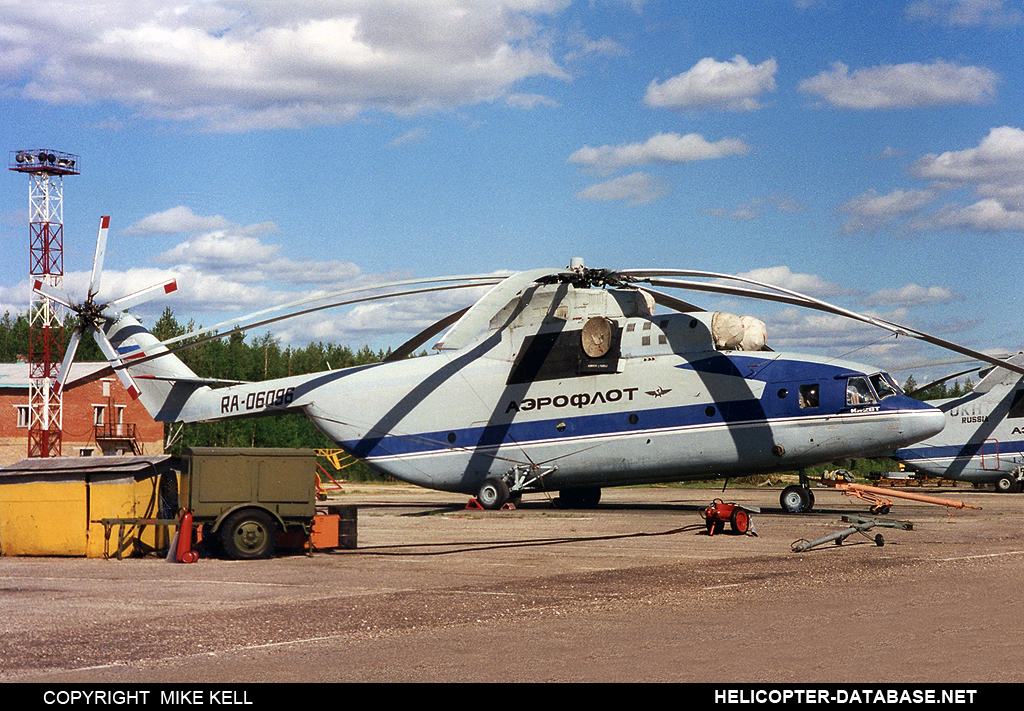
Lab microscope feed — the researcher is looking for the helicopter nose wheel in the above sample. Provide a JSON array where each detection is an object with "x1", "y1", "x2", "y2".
[
  {"x1": 477, "y1": 478, "x2": 511, "y2": 510},
  {"x1": 780, "y1": 484, "x2": 815, "y2": 514}
]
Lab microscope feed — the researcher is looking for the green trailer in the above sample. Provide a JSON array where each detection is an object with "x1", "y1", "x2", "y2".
[{"x1": 180, "y1": 447, "x2": 317, "y2": 559}]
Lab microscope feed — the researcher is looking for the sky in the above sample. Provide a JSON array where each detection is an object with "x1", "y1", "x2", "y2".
[{"x1": 2, "y1": 0, "x2": 1023, "y2": 385}]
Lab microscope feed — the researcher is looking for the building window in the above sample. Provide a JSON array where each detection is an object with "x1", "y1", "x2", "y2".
[
  {"x1": 16, "y1": 405, "x2": 30, "y2": 428},
  {"x1": 79, "y1": 448, "x2": 94, "y2": 457},
  {"x1": 94, "y1": 405, "x2": 105, "y2": 426}
]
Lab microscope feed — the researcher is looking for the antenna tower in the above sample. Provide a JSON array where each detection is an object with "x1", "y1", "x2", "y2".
[{"x1": 9, "y1": 150, "x2": 80, "y2": 458}]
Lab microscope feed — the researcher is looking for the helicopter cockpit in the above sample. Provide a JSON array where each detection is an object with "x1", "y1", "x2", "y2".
[{"x1": 846, "y1": 372, "x2": 903, "y2": 406}]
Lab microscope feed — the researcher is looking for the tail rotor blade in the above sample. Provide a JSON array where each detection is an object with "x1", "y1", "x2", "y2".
[
  {"x1": 53, "y1": 328, "x2": 83, "y2": 397},
  {"x1": 32, "y1": 278, "x2": 77, "y2": 311},
  {"x1": 89, "y1": 216, "x2": 110, "y2": 300},
  {"x1": 103, "y1": 278, "x2": 178, "y2": 314},
  {"x1": 91, "y1": 327, "x2": 142, "y2": 400}
]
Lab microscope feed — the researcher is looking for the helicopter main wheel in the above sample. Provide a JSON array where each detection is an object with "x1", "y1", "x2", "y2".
[
  {"x1": 220, "y1": 509, "x2": 277, "y2": 560},
  {"x1": 477, "y1": 478, "x2": 511, "y2": 510},
  {"x1": 994, "y1": 475, "x2": 1020, "y2": 493},
  {"x1": 780, "y1": 485, "x2": 813, "y2": 514}
]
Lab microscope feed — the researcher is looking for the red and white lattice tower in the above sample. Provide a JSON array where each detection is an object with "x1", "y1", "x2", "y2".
[{"x1": 9, "y1": 150, "x2": 80, "y2": 457}]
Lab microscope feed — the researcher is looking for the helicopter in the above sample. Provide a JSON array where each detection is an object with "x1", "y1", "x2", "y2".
[
  {"x1": 38, "y1": 218, "x2": 1024, "y2": 516},
  {"x1": 890, "y1": 354, "x2": 1024, "y2": 493}
]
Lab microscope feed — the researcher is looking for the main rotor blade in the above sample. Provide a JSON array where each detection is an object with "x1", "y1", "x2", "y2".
[
  {"x1": 906, "y1": 366, "x2": 983, "y2": 398},
  {"x1": 113, "y1": 281, "x2": 502, "y2": 373},
  {"x1": 643, "y1": 288, "x2": 704, "y2": 313},
  {"x1": 435, "y1": 268, "x2": 567, "y2": 350},
  {"x1": 626, "y1": 270, "x2": 1024, "y2": 377},
  {"x1": 384, "y1": 307, "x2": 469, "y2": 363},
  {"x1": 89, "y1": 216, "x2": 110, "y2": 300},
  {"x1": 158, "y1": 274, "x2": 505, "y2": 350},
  {"x1": 52, "y1": 328, "x2": 83, "y2": 397},
  {"x1": 101, "y1": 278, "x2": 178, "y2": 315}
]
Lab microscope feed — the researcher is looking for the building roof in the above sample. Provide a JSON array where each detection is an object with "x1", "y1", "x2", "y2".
[
  {"x1": 0, "y1": 454, "x2": 176, "y2": 479},
  {"x1": 0, "y1": 362, "x2": 110, "y2": 390}
]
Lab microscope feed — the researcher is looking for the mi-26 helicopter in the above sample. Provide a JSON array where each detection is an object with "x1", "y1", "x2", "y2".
[{"x1": 39, "y1": 217, "x2": 1024, "y2": 517}]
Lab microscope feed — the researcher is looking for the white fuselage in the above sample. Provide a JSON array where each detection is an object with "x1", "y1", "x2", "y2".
[{"x1": 111, "y1": 283, "x2": 946, "y2": 496}]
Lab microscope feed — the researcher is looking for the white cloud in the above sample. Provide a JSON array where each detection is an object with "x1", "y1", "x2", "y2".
[
  {"x1": 731, "y1": 266, "x2": 857, "y2": 298},
  {"x1": 645, "y1": 55, "x2": 777, "y2": 111},
  {"x1": 123, "y1": 206, "x2": 234, "y2": 235},
  {"x1": 838, "y1": 188, "x2": 936, "y2": 232},
  {"x1": 3, "y1": 1, "x2": 572, "y2": 131},
  {"x1": 862, "y1": 284, "x2": 958, "y2": 307},
  {"x1": 504, "y1": 93, "x2": 559, "y2": 109},
  {"x1": 906, "y1": 0, "x2": 1023, "y2": 28},
  {"x1": 575, "y1": 172, "x2": 668, "y2": 205},
  {"x1": 568, "y1": 132, "x2": 750, "y2": 172},
  {"x1": 912, "y1": 126, "x2": 1024, "y2": 210},
  {"x1": 914, "y1": 198, "x2": 1024, "y2": 232},
  {"x1": 705, "y1": 194, "x2": 806, "y2": 221},
  {"x1": 388, "y1": 128, "x2": 428, "y2": 147},
  {"x1": 799, "y1": 60, "x2": 998, "y2": 109},
  {"x1": 155, "y1": 231, "x2": 281, "y2": 269}
]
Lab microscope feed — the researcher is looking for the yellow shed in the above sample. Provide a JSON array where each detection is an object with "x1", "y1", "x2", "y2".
[{"x1": 0, "y1": 456, "x2": 179, "y2": 557}]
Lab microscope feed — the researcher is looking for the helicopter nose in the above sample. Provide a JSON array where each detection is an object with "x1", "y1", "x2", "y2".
[{"x1": 892, "y1": 396, "x2": 946, "y2": 444}]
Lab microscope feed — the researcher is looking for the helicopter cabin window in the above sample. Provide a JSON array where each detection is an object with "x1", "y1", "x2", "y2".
[
  {"x1": 845, "y1": 377, "x2": 877, "y2": 406},
  {"x1": 798, "y1": 384, "x2": 820, "y2": 409}
]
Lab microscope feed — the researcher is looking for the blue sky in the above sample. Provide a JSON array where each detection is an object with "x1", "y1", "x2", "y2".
[{"x1": 2, "y1": 1, "x2": 1023, "y2": 384}]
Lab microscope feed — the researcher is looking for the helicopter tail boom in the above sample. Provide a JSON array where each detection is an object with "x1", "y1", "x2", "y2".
[{"x1": 102, "y1": 313, "x2": 216, "y2": 422}]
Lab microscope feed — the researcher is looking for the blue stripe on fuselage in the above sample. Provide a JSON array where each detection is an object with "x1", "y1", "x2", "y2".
[
  {"x1": 897, "y1": 440, "x2": 1024, "y2": 462},
  {"x1": 676, "y1": 353, "x2": 861, "y2": 382},
  {"x1": 342, "y1": 355, "x2": 890, "y2": 460}
]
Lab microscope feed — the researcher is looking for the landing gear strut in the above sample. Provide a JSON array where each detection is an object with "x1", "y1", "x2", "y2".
[{"x1": 780, "y1": 470, "x2": 815, "y2": 514}]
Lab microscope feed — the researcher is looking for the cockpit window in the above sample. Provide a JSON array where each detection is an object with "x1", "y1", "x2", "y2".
[
  {"x1": 846, "y1": 376, "x2": 877, "y2": 406},
  {"x1": 870, "y1": 373, "x2": 900, "y2": 399}
]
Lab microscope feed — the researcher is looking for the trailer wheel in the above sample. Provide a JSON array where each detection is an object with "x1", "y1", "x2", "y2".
[
  {"x1": 731, "y1": 508, "x2": 750, "y2": 534},
  {"x1": 221, "y1": 509, "x2": 277, "y2": 559}
]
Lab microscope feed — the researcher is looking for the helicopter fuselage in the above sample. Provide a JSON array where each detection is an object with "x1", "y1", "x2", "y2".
[
  {"x1": 109, "y1": 282, "x2": 945, "y2": 500},
  {"x1": 297, "y1": 332, "x2": 944, "y2": 495}
]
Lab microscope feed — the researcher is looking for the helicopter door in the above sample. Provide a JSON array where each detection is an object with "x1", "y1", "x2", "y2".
[{"x1": 981, "y1": 439, "x2": 1000, "y2": 470}]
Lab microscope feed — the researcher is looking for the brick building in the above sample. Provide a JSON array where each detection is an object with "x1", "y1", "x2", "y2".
[{"x1": 0, "y1": 362, "x2": 164, "y2": 466}]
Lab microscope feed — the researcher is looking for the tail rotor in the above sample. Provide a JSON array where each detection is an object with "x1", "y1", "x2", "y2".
[{"x1": 32, "y1": 216, "x2": 178, "y2": 400}]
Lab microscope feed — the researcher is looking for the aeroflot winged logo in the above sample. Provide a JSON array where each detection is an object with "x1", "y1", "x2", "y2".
[{"x1": 646, "y1": 387, "x2": 672, "y2": 398}]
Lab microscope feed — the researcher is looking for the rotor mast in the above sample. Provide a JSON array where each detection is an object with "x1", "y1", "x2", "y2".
[{"x1": 9, "y1": 149, "x2": 80, "y2": 458}]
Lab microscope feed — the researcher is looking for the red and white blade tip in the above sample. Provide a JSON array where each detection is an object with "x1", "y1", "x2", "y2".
[
  {"x1": 100, "y1": 215, "x2": 110, "y2": 228},
  {"x1": 164, "y1": 279, "x2": 177, "y2": 294}
]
